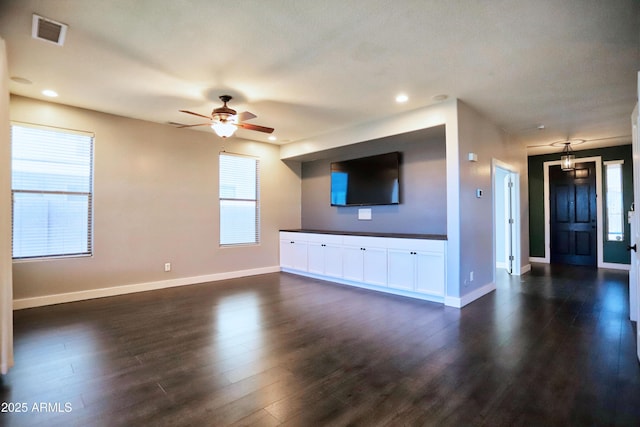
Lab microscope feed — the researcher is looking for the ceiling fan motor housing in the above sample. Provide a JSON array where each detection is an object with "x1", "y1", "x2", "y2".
[{"x1": 212, "y1": 95, "x2": 237, "y2": 121}]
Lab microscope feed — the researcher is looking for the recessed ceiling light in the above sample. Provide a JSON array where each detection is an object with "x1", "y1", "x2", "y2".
[
  {"x1": 268, "y1": 135, "x2": 277, "y2": 141},
  {"x1": 11, "y1": 76, "x2": 32, "y2": 84},
  {"x1": 432, "y1": 94, "x2": 448, "y2": 102},
  {"x1": 42, "y1": 89, "x2": 58, "y2": 97},
  {"x1": 395, "y1": 94, "x2": 409, "y2": 103}
]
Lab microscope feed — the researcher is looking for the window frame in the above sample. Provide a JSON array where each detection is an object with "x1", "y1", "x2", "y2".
[
  {"x1": 11, "y1": 122, "x2": 95, "y2": 260},
  {"x1": 218, "y1": 152, "x2": 260, "y2": 247},
  {"x1": 604, "y1": 159, "x2": 625, "y2": 242}
]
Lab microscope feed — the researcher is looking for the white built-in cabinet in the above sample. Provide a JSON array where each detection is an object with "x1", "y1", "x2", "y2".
[
  {"x1": 280, "y1": 231, "x2": 447, "y2": 303},
  {"x1": 306, "y1": 234, "x2": 343, "y2": 278},
  {"x1": 279, "y1": 235, "x2": 308, "y2": 271},
  {"x1": 341, "y1": 236, "x2": 387, "y2": 286},
  {"x1": 386, "y1": 238, "x2": 446, "y2": 295}
]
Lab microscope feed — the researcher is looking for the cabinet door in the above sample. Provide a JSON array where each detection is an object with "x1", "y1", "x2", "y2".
[
  {"x1": 415, "y1": 251, "x2": 445, "y2": 296},
  {"x1": 363, "y1": 246, "x2": 387, "y2": 286},
  {"x1": 291, "y1": 241, "x2": 309, "y2": 271},
  {"x1": 323, "y1": 243, "x2": 343, "y2": 278},
  {"x1": 387, "y1": 249, "x2": 415, "y2": 291},
  {"x1": 280, "y1": 239, "x2": 295, "y2": 269},
  {"x1": 307, "y1": 242, "x2": 324, "y2": 275},
  {"x1": 342, "y1": 246, "x2": 364, "y2": 282}
]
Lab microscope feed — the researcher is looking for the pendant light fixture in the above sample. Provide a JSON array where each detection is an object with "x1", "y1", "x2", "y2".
[{"x1": 560, "y1": 142, "x2": 575, "y2": 171}]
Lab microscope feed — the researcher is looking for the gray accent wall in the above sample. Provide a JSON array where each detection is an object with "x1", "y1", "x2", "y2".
[{"x1": 301, "y1": 126, "x2": 447, "y2": 235}]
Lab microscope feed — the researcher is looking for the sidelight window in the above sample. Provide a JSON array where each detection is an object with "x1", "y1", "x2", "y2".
[{"x1": 604, "y1": 160, "x2": 624, "y2": 241}]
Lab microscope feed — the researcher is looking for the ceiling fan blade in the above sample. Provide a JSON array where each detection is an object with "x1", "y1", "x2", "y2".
[
  {"x1": 237, "y1": 111, "x2": 257, "y2": 121},
  {"x1": 179, "y1": 110, "x2": 212, "y2": 120},
  {"x1": 177, "y1": 123, "x2": 212, "y2": 128},
  {"x1": 237, "y1": 122, "x2": 275, "y2": 134}
]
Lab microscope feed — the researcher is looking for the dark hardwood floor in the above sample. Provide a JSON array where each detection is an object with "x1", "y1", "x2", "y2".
[{"x1": 1, "y1": 264, "x2": 639, "y2": 426}]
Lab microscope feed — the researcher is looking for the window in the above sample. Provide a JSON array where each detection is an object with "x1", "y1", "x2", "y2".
[
  {"x1": 605, "y1": 160, "x2": 624, "y2": 241},
  {"x1": 219, "y1": 153, "x2": 259, "y2": 246},
  {"x1": 11, "y1": 124, "x2": 94, "y2": 259}
]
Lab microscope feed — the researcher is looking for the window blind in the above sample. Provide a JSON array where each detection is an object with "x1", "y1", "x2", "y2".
[
  {"x1": 11, "y1": 124, "x2": 94, "y2": 259},
  {"x1": 219, "y1": 153, "x2": 260, "y2": 246}
]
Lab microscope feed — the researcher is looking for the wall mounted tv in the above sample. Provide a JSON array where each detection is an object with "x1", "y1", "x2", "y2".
[{"x1": 330, "y1": 152, "x2": 400, "y2": 206}]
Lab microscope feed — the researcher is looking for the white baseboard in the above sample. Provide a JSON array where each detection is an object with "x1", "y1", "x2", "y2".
[
  {"x1": 13, "y1": 266, "x2": 281, "y2": 310},
  {"x1": 600, "y1": 262, "x2": 631, "y2": 271},
  {"x1": 526, "y1": 258, "x2": 629, "y2": 271},
  {"x1": 281, "y1": 268, "x2": 445, "y2": 305},
  {"x1": 445, "y1": 281, "x2": 496, "y2": 308},
  {"x1": 518, "y1": 264, "x2": 532, "y2": 275},
  {"x1": 497, "y1": 263, "x2": 529, "y2": 275}
]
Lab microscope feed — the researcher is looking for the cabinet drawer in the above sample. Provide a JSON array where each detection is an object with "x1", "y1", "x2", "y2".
[
  {"x1": 385, "y1": 238, "x2": 445, "y2": 252},
  {"x1": 280, "y1": 232, "x2": 311, "y2": 242},
  {"x1": 342, "y1": 235, "x2": 386, "y2": 248},
  {"x1": 305, "y1": 233, "x2": 343, "y2": 245}
]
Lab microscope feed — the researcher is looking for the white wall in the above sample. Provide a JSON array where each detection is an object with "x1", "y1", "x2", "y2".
[
  {"x1": 280, "y1": 99, "x2": 458, "y2": 161},
  {"x1": 10, "y1": 96, "x2": 301, "y2": 305},
  {"x1": 0, "y1": 39, "x2": 13, "y2": 373},
  {"x1": 456, "y1": 101, "x2": 529, "y2": 300}
]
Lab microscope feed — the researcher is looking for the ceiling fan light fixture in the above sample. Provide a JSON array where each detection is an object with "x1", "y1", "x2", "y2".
[
  {"x1": 178, "y1": 95, "x2": 274, "y2": 137},
  {"x1": 211, "y1": 121, "x2": 237, "y2": 138}
]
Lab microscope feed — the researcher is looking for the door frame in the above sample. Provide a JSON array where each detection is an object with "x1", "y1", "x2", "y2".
[
  {"x1": 492, "y1": 159, "x2": 522, "y2": 276},
  {"x1": 631, "y1": 94, "x2": 639, "y2": 361},
  {"x1": 542, "y1": 157, "x2": 604, "y2": 268}
]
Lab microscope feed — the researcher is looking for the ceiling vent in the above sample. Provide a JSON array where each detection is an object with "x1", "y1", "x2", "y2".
[{"x1": 32, "y1": 14, "x2": 68, "y2": 46}]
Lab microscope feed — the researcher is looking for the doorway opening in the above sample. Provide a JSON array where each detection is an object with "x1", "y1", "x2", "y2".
[
  {"x1": 549, "y1": 162, "x2": 598, "y2": 266},
  {"x1": 542, "y1": 157, "x2": 604, "y2": 267},
  {"x1": 493, "y1": 161, "x2": 520, "y2": 276}
]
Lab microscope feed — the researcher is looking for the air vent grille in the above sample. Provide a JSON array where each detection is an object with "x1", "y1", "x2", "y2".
[{"x1": 32, "y1": 14, "x2": 68, "y2": 46}]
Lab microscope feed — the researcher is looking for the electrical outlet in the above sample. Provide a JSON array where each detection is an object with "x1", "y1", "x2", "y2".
[
  {"x1": 164, "y1": 262, "x2": 171, "y2": 272},
  {"x1": 470, "y1": 271, "x2": 474, "y2": 282}
]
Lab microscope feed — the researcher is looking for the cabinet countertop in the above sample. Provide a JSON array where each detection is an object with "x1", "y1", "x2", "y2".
[{"x1": 280, "y1": 229, "x2": 447, "y2": 241}]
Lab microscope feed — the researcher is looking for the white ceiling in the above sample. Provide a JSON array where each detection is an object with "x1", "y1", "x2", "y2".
[{"x1": 1, "y1": 0, "x2": 638, "y2": 154}]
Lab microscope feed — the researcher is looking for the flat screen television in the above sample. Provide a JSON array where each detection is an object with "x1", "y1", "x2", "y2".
[{"x1": 330, "y1": 152, "x2": 400, "y2": 206}]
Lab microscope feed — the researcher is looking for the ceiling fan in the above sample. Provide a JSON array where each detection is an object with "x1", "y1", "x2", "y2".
[{"x1": 177, "y1": 95, "x2": 274, "y2": 138}]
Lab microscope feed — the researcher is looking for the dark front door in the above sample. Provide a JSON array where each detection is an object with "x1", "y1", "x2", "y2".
[{"x1": 550, "y1": 162, "x2": 597, "y2": 266}]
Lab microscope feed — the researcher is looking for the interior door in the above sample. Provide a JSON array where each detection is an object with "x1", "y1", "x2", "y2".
[
  {"x1": 630, "y1": 92, "x2": 640, "y2": 361},
  {"x1": 549, "y1": 162, "x2": 597, "y2": 266},
  {"x1": 507, "y1": 174, "x2": 514, "y2": 274},
  {"x1": 629, "y1": 209, "x2": 637, "y2": 322}
]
